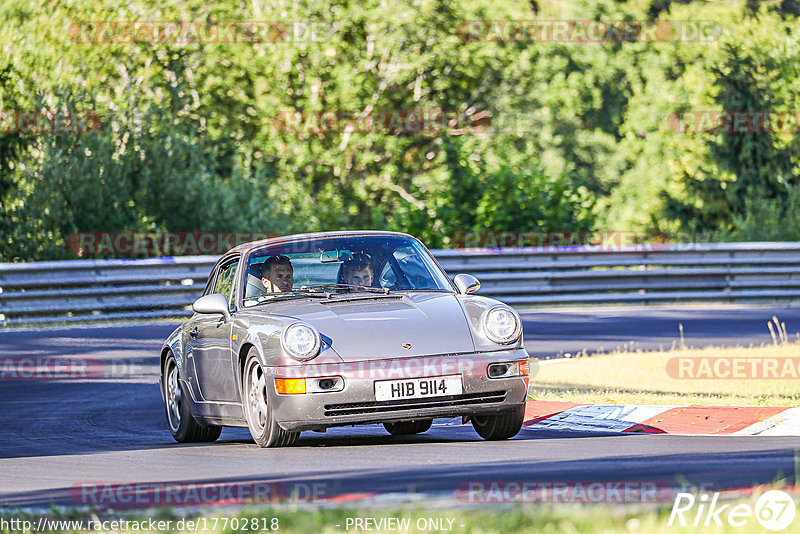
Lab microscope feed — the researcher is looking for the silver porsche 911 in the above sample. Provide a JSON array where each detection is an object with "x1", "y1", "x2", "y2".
[{"x1": 160, "y1": 231, "x2": 530, "y2": 447}]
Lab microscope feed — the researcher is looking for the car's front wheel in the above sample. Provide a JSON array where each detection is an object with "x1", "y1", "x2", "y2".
[
  {"x1": 383, "y1": 419, "x2": 433, "y2": 436},
  {"x1": 163, "y1": 352, "x2": 221, "y2": 443},
  {"x1": 242, "y1": 348, "x2": 299, "y2": 448},
  {"x1": 471, "y1": 404, "x2": 525, "y2": 440}
]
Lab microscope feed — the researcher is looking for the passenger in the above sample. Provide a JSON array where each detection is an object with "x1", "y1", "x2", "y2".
[{"x1": 341, "y1": 253, "x2": 374, "y2": 286}]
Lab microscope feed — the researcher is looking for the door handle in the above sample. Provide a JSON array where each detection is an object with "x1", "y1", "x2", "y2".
[{"x1": 189, "y1": 327, "x2": 199, "y2": 338}]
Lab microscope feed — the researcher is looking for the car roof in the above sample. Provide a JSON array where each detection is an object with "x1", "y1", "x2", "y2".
[{"x1": 228, "y1": 230, "x2": 417, "y2": 255}]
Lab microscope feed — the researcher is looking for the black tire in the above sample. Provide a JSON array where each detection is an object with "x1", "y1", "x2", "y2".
[
  {"x1": 163, "y1": 352, "x2": 221, "y2": 443},
  {"x1": 383, "y1": 419, "x2": 433, "y2": 436},
  {"x1": 242, "y1": 348, "x2": 300, "y2": 448},
  {"x1": 471, "y1": 404, "x2": 525, "y2": 440}
]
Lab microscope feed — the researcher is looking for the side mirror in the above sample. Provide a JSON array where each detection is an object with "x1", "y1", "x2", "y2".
[
  {"x1": 192, "y1": 294, "x2": 231, "y2": 322},
  {"x1": 453, "y1": 273, "x2": 481, "y2": 295}
]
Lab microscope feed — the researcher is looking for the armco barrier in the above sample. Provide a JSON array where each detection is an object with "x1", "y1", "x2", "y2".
[{"x1": 1, "y1": 242, "x2": 799, "y2": 326}]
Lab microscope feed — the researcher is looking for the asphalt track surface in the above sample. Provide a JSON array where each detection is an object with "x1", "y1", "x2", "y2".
[{"x1": 1, "y1": 305, "x2": 799, "y2": 510}]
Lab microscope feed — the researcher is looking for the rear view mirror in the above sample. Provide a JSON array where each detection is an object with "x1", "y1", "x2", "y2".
[
  {"x1": 192, "y1": 294, "x2": 231, "y2": 322},
  {"x1": 320, "y1": 249, "x2": 354, "y2": 263}
]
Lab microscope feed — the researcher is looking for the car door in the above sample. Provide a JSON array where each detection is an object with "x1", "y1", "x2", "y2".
[{"x1": 192, "y1": 257, "x2": 240, "y2": 402}]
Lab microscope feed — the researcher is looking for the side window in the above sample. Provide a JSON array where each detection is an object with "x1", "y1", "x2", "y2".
[
  {"x1": 213, "y1": 260, "x2": 239, "y2": 305},
  {"x1": 378, "y1": 261, "x2": 396, "y2": 288},
  {"x1": 389, "y1": 246, "x2": 437, "y2": 289}
]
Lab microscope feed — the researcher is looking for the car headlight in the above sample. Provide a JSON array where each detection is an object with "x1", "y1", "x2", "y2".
[
  {"x1": 481, "y1": 305, "x2": 522, "y2": 344},
  {"x1": 281, "y1": 322, "x2": 321, "y2": 361}
]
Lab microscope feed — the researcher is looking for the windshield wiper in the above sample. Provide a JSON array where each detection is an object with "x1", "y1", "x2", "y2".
[
  {"x1": 303, "y1": 283, "x2": 390, "y2": 295},
  {"x1": 244, "y1": 289, "x2": 333, "y2": 305}
]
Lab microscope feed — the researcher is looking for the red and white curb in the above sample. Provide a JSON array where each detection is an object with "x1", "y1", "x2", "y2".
[{"x1": 522, "y1": 401, "x2": 800, "y2": 436}]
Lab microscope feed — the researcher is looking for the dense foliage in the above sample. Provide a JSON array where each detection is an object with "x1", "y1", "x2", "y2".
[{"x1": 1, "y1": 0, "x2": 799, "y2": 260}]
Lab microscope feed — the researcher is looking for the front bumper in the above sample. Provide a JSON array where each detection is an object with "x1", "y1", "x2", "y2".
[{"x1": 265, "y1": 349, "x2": 530, "y2": 431}]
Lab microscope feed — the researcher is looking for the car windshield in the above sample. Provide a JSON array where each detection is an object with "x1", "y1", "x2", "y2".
[{"x1": 241, "y1": 235, "x2": 453, "y2": 307}]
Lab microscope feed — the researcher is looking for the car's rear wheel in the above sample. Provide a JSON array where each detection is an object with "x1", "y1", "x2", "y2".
[
  {"x1": 383, "y1": 419, "x2": 433, "y2": 436},
  {"x1": 471, "y1": 404, "x2": 525, "y2": 440},
  {"x1": 243, "y1": 348, "x2": 299, "y2": 448},
  {"x1": 163, "y1": 352, "x2": 221, "y2": 443}
]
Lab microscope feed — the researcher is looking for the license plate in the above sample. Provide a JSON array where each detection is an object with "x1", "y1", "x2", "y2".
[{"x1": 374, "y1": 375, "x2": 462, "y2": 401}]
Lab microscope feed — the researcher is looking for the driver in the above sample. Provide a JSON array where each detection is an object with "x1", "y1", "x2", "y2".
[
  {"x1": 261, "y1": 255, "x2": 294, "y2": 293},
  {"x1": 341, "y1": 253, "x2": 373, "y2": 286}
]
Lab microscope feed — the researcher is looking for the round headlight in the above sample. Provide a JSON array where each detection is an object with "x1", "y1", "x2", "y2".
[
  {"x1": 281, "y1": 322, "x2": 321, "y2": 360},
  {"x1": 481, "y1": 306, "x2": 521, "y2": 344}
]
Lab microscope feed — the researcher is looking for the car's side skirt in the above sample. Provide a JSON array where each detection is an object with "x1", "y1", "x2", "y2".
[{"x1": 181, "y1": 378, "x2": 248, "y2": 426}]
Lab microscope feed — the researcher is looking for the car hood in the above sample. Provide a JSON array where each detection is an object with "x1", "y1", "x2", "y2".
[{"x1": 253, "y1": 292, "x2": 475, "y2": 360}]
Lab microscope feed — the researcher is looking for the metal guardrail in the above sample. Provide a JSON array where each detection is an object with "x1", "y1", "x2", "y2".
[{"x1": 1, "y1": 242, "x2": 799, "y2": 326}]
